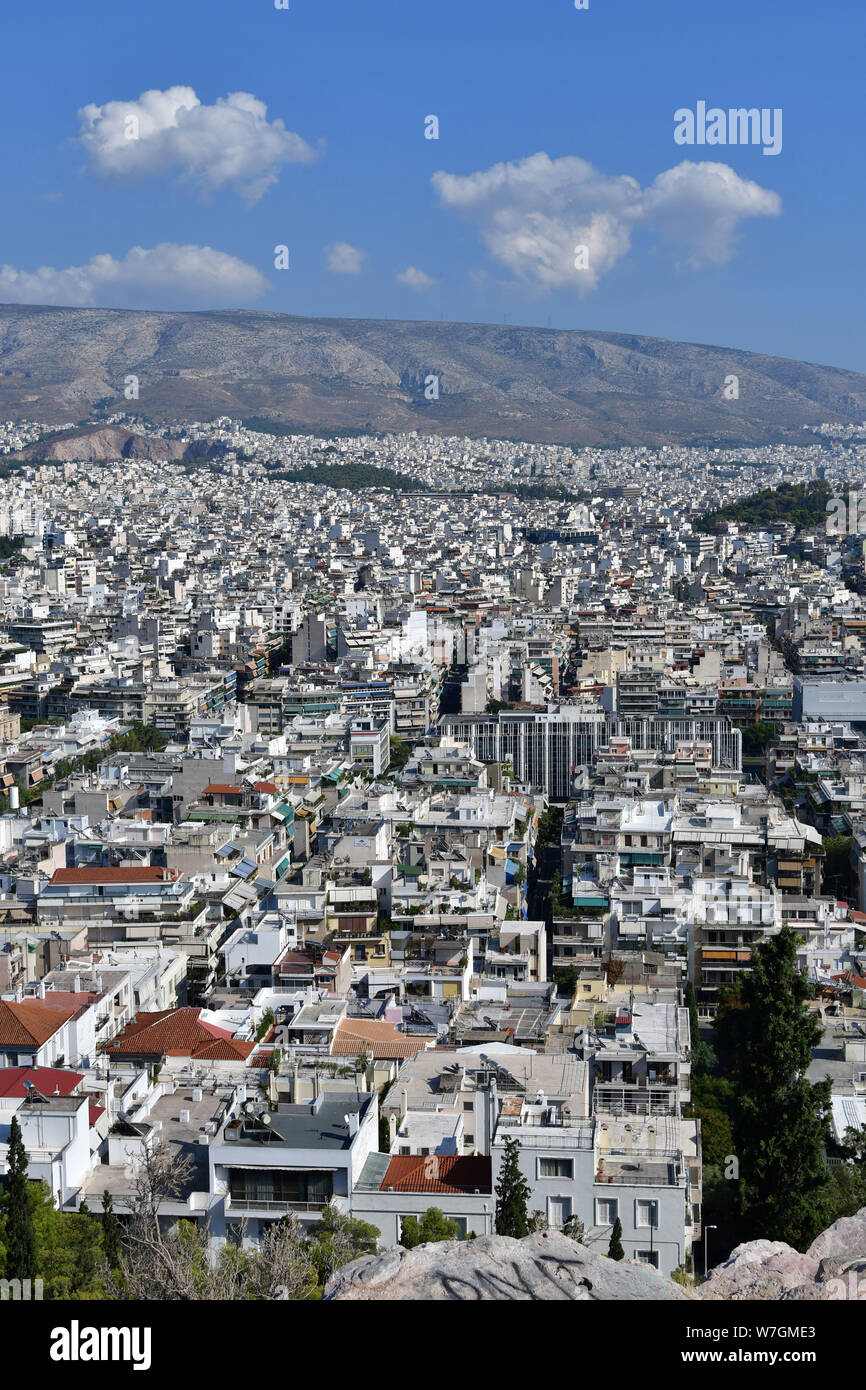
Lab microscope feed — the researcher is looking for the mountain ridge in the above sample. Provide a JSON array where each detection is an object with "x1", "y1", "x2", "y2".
[{"x1": 1, "y1": 303, "x2": 863, "y2": 446}]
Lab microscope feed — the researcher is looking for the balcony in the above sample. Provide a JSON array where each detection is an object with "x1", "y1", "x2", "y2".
[{"x1": 227, "y1": 1198, "x2": 331, "y2": 1214}]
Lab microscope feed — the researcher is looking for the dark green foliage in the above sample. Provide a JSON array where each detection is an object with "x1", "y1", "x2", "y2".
[
  {"x1": 270, "y1": 462, "x2": 428, "y2": 492},
  {"x1": 1, "y1": 1115, "x2": 36, "y2": 1280},
  {"x1": 399, "y1": 1207, "x2": 462, "y2": 1248},
  {"x1": 822, "y1": 835, "x2": 855, "y2": 901},
  {"x1": 389, "y1": 737, "x2": 411, "y2": 769},
  {"x1": 307, "y1": 1206, "x2": 380, "y2": 1285},
  {"x1": 0, "y1": 1173, "x2": 106, "y2": 1298},
  {"x1": 495, "y1": 1137, "x2": 531, "y2": 1238},
  {"x1": 101, "y1": 1190, "x2": 122, "y2": 1272},
  {"x1": 696, "y1": 480, "x2": 832, "y2": 534},
  {"x1": 607, "y1": 1218, "x2": 624, "y2": 1261},
  {"x1": 684, "y1": 980, "x2": 700, "y2": 1048},
  {"x1": 691, "y1": 1040, "x2": 718, "y2": 1076},
  {"x1": 554, "y1": 965, "x2": 579, "y2": 996},
  {"x1": 0, "y1": 535, "x2": 25, "y2": 566},
  {"x1": 727, "y1": 927, "x2": 833, "y2": 1249},
  {"x1": 688, "y1": 1075, "x2": 736, "y2": 1169},
  {"x1": 742, "y1": 722, "x2": 779, "y2": 757}
]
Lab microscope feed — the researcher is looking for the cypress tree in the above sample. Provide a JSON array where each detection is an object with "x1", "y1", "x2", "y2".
[
  {"x1": 3, "y1": 1115, "x2": 36, "y2": 1280},
  {"x1": 607, "y1": 1217, "x2": 624, "y2": 1261},
  {"x1": 495, "y1": 1137, "x2": 531, "y2": 1238},
  {"x1": 101, "y1": 1190, "x2": 122, "y2": 1271},
  {"x1": 684, "y1": 980, "x2": 700, "y2": 1049},
  {"x1": 729, "y1": 926, "x2": 832, "y2": 1249}
]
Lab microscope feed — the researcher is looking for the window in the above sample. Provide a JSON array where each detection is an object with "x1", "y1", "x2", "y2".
[
  {"x1": 595, "y1": 1198, "x2": 618, "y2": 1226},
  {"x1": 464, "y1": 1135, "x2": 474, "y2": 1146},
  {"x1": 228, "y1": 1169, "x2": 332, "y2": 1207},
  {"x1": 636, "y1": 1199, "x2": 658, "y2": 1229},
  {"x1": 547, "y1": 1196, "x2": 572, "y2": 1227},
  {"x1": 538, "y1": 1157, "x2": 573, "y2": 1179},
  {"x1": 463, "y1": 1100, "x2": 474, "y2": 1111},
  {"x1": 636, "y1": 1250, "x2": 659, "y2": 1268}
]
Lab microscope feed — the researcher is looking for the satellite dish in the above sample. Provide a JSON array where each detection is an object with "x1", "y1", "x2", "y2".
[
  {"x1": 261, "y1": 1114, "x2": 271, "y2": 1125},
  {"x1": 244, "y1": 1101, "x2": 254, "y2": 1114}
]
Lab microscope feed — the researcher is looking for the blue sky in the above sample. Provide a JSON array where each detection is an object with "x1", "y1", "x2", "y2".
[{"x1": 1, "y1": 0, "x2": 863, "y2": 370}]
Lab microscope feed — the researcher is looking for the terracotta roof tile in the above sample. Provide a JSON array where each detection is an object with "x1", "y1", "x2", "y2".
[
  {"x1": 0, "y1": 999, "x2": 79, "y2": 1047},
  {"x1": 380, "y1": 1155, "x2": 492, "y2": 1194},
  {"x1": 50, "y1": 867, "x2": 181, "y2": 885},
  {"x1": 101, "y1": 1006, "x2": 254, "y2": 1061},
  {"x1": 332, "y1": 1019, "x2": 429, "y2": 1059}
]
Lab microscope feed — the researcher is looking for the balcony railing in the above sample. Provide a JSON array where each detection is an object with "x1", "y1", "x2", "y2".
[{"x1": 227, "y1": 1198, "x2": 332, "y2": 1214}]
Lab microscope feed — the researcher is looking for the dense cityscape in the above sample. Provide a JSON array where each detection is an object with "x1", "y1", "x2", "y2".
[
  {"x1": 0, "y1": 409, "x2": 864, "y2": 1311},
  {"x1": 4, "y1": 0, "x2": 866, "y2": 1354}
]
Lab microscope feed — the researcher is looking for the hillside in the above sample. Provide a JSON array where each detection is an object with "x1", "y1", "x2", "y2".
[
  {"x1": 7, "y1": 424, "x2": 225, "y2": 464},
  {"x1": 1, "y1": 304, "x2": 865, "y2": 445}
]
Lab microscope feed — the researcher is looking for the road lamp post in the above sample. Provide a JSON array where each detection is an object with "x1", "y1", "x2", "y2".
[{"x1": 703, "y1": 1224, "x2": 717, "y2": 1280}]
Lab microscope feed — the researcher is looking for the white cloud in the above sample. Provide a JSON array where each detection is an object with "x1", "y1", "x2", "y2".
[
  {"x1": 78, "y1": 87, "x2": 319, "y2": 203},
  {"x1": 432, "y1": 151, "x2": 780, "y2": 293},
  {"x1": 396, "y1": 265, "x2": 436, "y2": 290},
  {"x1": 325, "y1": 242, "x2": 366, "y2": 274},
  {"x1": 0, "y1": 243, "x2": 270, "y2": 309},
  {"x1": 641, "y1": 161, "x2": 780, "y2": 266}
]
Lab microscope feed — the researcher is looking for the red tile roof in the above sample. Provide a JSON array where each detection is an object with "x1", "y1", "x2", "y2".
[
  {"x1": 332, "y1": 1019, "x2": 429, "y2": 1060},
  {"x1": 202, "y1": 784, "x2": 244, "y2": 796},
  {"x1": 0, "y1": 1066, "x2": 84, "y2": 1098},
  {"x1": 254, "y1": 781, "x2": 278, "y2": 794},
  {"x1": 101, "y1": 1006, "x2": 255, "y2": 1061},
  {"x1": 50, "y1": 866, "x2": 181, "y2": 885},
  {"x1": 0, "y1": 999, "x2": 80, "y2": 1047},
  {"x1": 380, "y1": 1155, "x2": 492, "y2": 1194}
]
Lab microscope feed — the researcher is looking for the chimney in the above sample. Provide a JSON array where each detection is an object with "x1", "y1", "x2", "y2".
[{"x1": 345, "y1": 1111, "x2": 360, "y2": 1137}]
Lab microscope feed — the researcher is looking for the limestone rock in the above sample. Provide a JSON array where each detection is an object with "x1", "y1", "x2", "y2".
[
  {"x1": 324, "y1": 1232, "x2": 695, "y2": 1301},
  {"x1": 700, "y1": 1240, "x2": 819, "y2": 1300},
  {"x1": 807, "y1": 1208, "x2": 866, "y2": 1264}
]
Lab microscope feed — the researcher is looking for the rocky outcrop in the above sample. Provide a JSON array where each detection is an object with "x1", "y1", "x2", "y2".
[
  {"x1": 325, "y1": 1206, "x2": 866, "y2": 1301},
  {"x1": 702, "y1": 1206, "x2": 866, "y2": 1300},
  {"x1": 324, "y1": 1231, "x2": 694, "y2": 1301},
  {"x1": 700, "y1": 1241, "x2": 819, "y2": 1300},
  {"x1": 9, "y1": 424, "x2": 224, "y2": 464},
  {"x1": 807, "y1": 1208, "x2": 866, "y2": 1263}
]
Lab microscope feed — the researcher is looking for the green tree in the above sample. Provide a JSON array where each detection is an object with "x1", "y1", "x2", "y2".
[
  {"x1": 607, "y1": 1217, "x2": 625, "y2": 1261},
  {"x1": 495, "y1": 1137, "x2": 531, "y2": 1238},
  {"x1": 728, "y1": 927, "x2": 832, "y2": 1249},
  {"x1": 389, "y1": 737, "x2": 411, "y2": 770},
  {"x1": 1, "y1": 1115, "x2": 36, "y2": 1280},
  {"x1": 742, "y1": 722, "x2": 778, "y2": 758},
  {"x1": 684, "y1": 980, "x2": 700, "y2": 1049},
  {"x1": 822, "y1": 835, "x2": 855, "y2": 901},
  {"x1": 307, "y1": 1205, "x2": 380, "y2": 1286},
  {"x1": 101, "y1": 1190, "x2": 122, "y2": 1273},
  {"x1": 399, "y1": 1207, "x2": 462, "y2": 1248},
  {"x1": 691, "y1": 1039, "x2": 718, "y2": 1076},
  {"x1": 554, "y1": 965, "x2": 579, "y2": 997}
]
